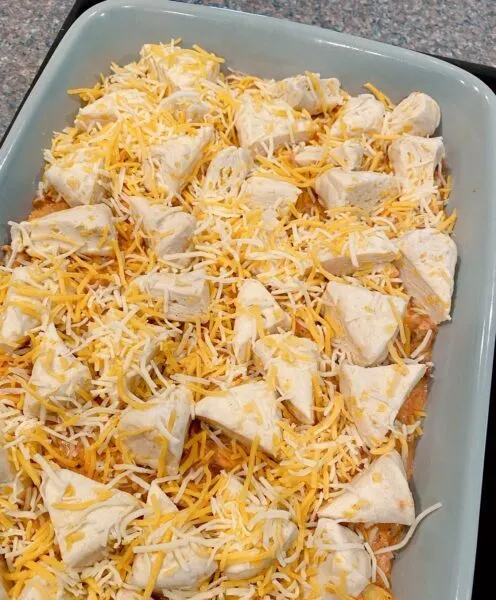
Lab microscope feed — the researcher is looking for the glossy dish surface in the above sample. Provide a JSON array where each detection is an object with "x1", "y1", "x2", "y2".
[{"x1": 0, "y1": 2, "x2": 495, "y2": 600}]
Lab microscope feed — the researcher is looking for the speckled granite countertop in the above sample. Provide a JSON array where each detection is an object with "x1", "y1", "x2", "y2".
[{"x1": 1, "y1": 0, "x2": 495, "y2": 139}]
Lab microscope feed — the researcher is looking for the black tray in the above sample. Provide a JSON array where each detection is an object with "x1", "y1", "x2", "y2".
[{"x1": 1, "y1": 2, "x2": 495, "y2": 597}]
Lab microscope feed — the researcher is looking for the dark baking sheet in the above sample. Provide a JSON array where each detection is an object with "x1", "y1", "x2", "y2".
[{"x1": 1, "y1": 1, "x2": 495, "y2": 597}]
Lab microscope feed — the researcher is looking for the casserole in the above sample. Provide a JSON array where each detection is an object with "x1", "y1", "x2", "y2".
[{"x1": 0, "y1": 2, "x2": 495, "y2": 598}]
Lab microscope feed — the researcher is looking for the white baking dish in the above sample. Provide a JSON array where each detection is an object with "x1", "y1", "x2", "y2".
[{"x1": 1, "y1": 2, "x2": 495, "y2": 598}]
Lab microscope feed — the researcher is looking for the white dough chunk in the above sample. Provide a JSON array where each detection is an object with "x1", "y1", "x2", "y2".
[
  {"x1": 397, "y1": 228, "x2": 457, "y2": 324},
  {"x1": 118, "y1": 385, "x2": 193, "y2": 474},
  {"x1": 23, "y1": 324, "x2": 91, "y2": 420},
  {"x1": 386, "y1": 92, "x2": 441, "y2": 137},
  {"x1": 130, "y1": 469, "x2": 214, "y2": 595},
  {"x1": 240, "y1": 176, "x2": 301, "y2": 214},
  {"x1": 128, "y1": 196, "x2": 196, "y2": 265},
  {"x1": 131, "y1": 536, "x2": 216, "y2": 594},
  {"x1": 339, "y1": 363, "x2": 426, "y2": 447},
  {"x1": 330, "y1": 94, "x2": 385, "y2": 137},
  {"x1": 195, "y1": 381, "x2": 282, "y2": 457},
  {"x1": 150, "y1": 126, "x2": 213, "y2": 197},
  {"x1": 266, "y1": 73, "x2": 342, "y2": 115},
  {"x1": 293, "y1": 140, "x2": 363, "y2": 170},
  {"x1": 215, "y1": 474, "x2": 298, "y2": 580},
  {"x1": 75, "y1": 89, "x2": 148, "y2": 129},
  {"x1": 253, "y1": 333, "x2": 319, "y2": 424},
  {"x1": 147, "y1": 481, "x2": 177, "y2": 514},
  {"x1": 318, "y1": 450, "x2": 415, "y2": 525},
  {"x1": 232, "y1": 279, "x2": 291, "y2": 363},
  {"x1": 140, "y1": 43, "x2": 220, "y2": 90},
  {"x1": 45, "y1": 159, "x2": 104, "y2": 207},
  {"x1": 160, "y1": 90, "x2": 211, "y2": 121},
  {"x1": 18, "y1": 576, "x2": 69, "y2": 600},
  {"x1": 235, "y1": 93, "x2": 314, "y2": 156},
  {"x1": 41, "y1": 468, "x2": 140, "y2": 568},
  {"x1": 224, "y1": 519, "x2": 297, "y2": 580},
  {"x1": 0, "y1": 266, "x2": 55, "y2": 352},
  {"x1": 313, "y1": 519, "x2": 371, "y2": 599},
  {"x1": 88, "y1": 309, "x2": 165, "y2": 402},
  {"x1": 318, "y1": 229, "x2": 398, "y2": 275},
  {"x1": 11, "y1": 204, "x2": 116, "y2": 258},
  {"x1": 324, "y1": 281, "x2": 408, "y2": 366},
  {"x1": 131, "y1": 489, "x2": 216, "y2": 593},
  {"x1": 0, "y1": 447, "x2": 15, "y2": 485},
  {"x1": 203, "y1": 146, "x2": 252, "y2": 198},
  {"x1": 135, "y1": 270, "x2": 210, "y2": 322},
  {"x1": 314, "y1": 168, "x2": 400, "y2": 211},
  {"x1": 388, "y1": 135, "x2": 445, "y2": 190}
]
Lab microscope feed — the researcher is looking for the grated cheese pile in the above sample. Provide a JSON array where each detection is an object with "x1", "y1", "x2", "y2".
[{"x1": 0, "y1": 40, "x2": 457, "y2": 600}]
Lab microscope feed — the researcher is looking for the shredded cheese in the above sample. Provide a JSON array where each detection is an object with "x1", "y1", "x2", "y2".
[{"x1": 0, "y1": 38, "x2": 454, "y2": 600}]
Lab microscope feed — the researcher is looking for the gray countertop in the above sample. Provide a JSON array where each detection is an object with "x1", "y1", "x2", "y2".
[{"x1": 1, "y1": 0, "x2": 495, "y2": 140}]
